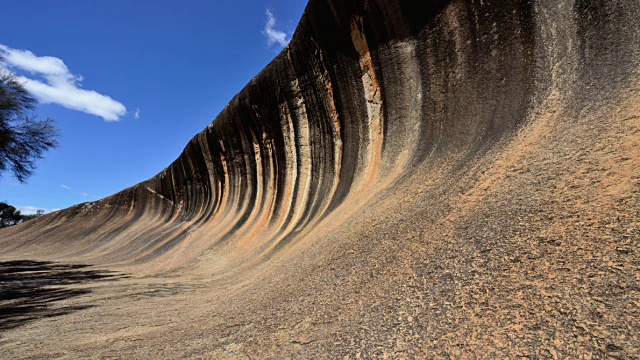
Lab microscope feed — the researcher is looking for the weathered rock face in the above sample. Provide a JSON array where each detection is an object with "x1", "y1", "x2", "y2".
[
  {"x1": 3, "y1": 0, "x2": 624, "y2": 266},
  {"x1": 1, "y1": 0, "x2": 639, "y2": 357}
]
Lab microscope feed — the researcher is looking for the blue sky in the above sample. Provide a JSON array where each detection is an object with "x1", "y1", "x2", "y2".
[{"x1": 0, "y1": 0, "x2": 307, "y2": 214}]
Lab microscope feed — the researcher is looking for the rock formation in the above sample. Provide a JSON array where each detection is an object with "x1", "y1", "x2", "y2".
[{"x1": 1, "y1": 0, "x2": 639, "y2": 357}]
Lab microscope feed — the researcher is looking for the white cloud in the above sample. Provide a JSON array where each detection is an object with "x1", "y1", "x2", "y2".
[
  {"x1": 134, "y1": 108, "x2": 141, "y2": 119},
  {"x1": 263, "y1": 10, "x2": 290, "y2": 48},
  {"x1": 16, "y1": 205, "x2": 60, "y2": 215},
  {"x1": 0, "y1": 44, "x2": 127, "y2": 121},
  {"x1": 60, "y1": 184, "x2": 71, "y2": 190}
]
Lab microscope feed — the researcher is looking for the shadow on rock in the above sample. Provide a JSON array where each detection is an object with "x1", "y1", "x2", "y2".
[{"x1": 0, "y1": 260, "x2": 126, "y2": 332}]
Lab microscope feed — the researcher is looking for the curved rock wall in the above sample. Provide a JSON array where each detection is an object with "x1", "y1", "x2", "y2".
[{"x1": 1, "y1": 0, "x2": 639, "y2": 273}]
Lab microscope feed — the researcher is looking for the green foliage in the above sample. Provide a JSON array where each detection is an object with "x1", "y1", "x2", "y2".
[
  {"x1": 0, "y1": 69, "x2": 59, "y2": 183},
  {"x1": 0, "y1": 202, "x2": 23, "y2": 228},
  {"x1": 0, "y1": 202, "x2": 44, "y2": 228}
]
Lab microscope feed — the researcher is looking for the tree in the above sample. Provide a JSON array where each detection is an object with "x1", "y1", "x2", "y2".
[
  {"x1": 0, "y1": 69, "x2": 59, "y2": 182},
  {"x1": 0, "y1": 202, "x2": 24, "y2": 228},
  {"x1": 0, "y1": 201, "x2": 45, "y2": 228}
]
